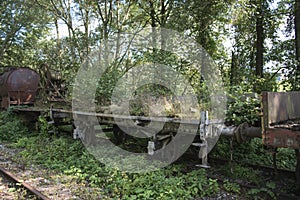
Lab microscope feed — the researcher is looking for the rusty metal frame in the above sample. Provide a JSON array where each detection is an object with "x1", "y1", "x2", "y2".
[{"x1": 8, "y1": 90, "x2": 37, "y2": 106}]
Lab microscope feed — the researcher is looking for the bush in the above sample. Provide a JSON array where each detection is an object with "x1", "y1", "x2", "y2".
[
  {"x1": 0, "y1": 111, "x2": 30, "y2": 142},
  {"x1": 15, "y1": 132, "x2": 221, "y2": 199},
  {"x1": 226, "y1": 83, "x2": 261, "y2": 126}
]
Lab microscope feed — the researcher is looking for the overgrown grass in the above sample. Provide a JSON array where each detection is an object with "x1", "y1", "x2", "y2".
[
  {"x1": 1, "y1": 112, "x2": 222, "y2": 199},
  {"x1": 1, "y1": 110, "x2": 297, "y2": 199},
  {"x1": 211, "y1": 137, "x2": 297, "y2": 171},
  {"x1": 0, "y1": 110, "x2": 31, "y2": 142},
  {"x1": 12, "y1": 135, "x2": 221, "y2": 199}
]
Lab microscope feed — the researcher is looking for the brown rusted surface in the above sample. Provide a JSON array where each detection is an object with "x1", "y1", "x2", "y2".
[
  {"x1": 261, "y1": 92, "x2": 269, "y2": 146},
  {"x1": 264, "y1": 92, "x2": 300, "y2": 125},
  {"x1": 264, "y1": 128, "x2": 300, "y2": 148},
  {"x1": 262, "y1": 92, "x2": 300, "y2": 149},
  {"x1": 0, "y1": 67, "x2": 39, "y2": 108}
]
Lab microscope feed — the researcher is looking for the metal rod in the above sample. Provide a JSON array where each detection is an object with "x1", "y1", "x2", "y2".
[{"x1": 220, "y1": 125, "x2": 262, "y2": 139}]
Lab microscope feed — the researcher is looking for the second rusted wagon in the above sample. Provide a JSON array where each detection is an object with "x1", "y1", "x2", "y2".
[{"x1": 0, "y1": 67, "x2": 40, "y2": 108}]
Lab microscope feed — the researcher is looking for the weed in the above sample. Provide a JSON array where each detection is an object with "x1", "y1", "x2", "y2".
[
  {"x1": 246, "y1": 181, "x2": 277, "y2": 200},
  {"x1": 223, "y1": 180, "x2": 241, "y2": 194},
  {"x1": 0, "y1": 111, "x2": 30, "y2": 142}
]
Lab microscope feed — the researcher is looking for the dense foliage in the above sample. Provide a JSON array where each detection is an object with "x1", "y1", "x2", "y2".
[
  {"x1": 1, "y1": 0, "x2": 300, "y2": 198},
  {"x1": 0, "y1": 110, "x2": 30, "y2": 142},
  {"x1": 1, "y1": 0, "x2": 299, "y2": 94},
  {"x1": 0, "y1": 112, "x2": 219, "y2": 199},
  {"x1": 1, "y1": 0, "x2": 299, "y2": 125},
  {"x1": 211, "y1": 137, "x2": 296, "y2": 171},
  {"x1": 12, "y1": 128, "x2": 222, "y2": 199},
  {"x1": 0, "y1": 111, "x2": 293, "y2": 199}
]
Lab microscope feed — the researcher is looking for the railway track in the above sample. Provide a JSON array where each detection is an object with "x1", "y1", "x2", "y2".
[
  {"x1": 206, "y1": 174, "x2": 299, "y2": 200},
  {"x1": 0, "y1": 166, "x2": 50, "y2": 200},
  {"x1": 174, "y1": 152, "x2": 299, "y2": 199},
  {"x1": 208, "y1": 157, "x2": 296, "y2": 178},
  {"x1": 207, "y1": 157, "x2": 299, "y2": 199}
]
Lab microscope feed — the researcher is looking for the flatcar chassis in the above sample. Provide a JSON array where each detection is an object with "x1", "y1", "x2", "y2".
[{"x1": 10, "y1": 91, "x2": 300, "y2": 190}]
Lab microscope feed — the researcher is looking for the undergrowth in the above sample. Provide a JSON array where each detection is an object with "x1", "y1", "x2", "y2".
[
  {"x1": 0, "y1": 110, "x2": 31, "y2": 142},
  {"x1": 13, "y1": 135, "x2": 220, "y2": 199},
  {"x1": 0, "y1": 111, "x2": 223, "y2": 199},
  {"x1": 211, "y1": 137, "x2": 296, "y2": 171},
  {"x1": 0, "y1": 110, "x2": 297, "y2": 199}
]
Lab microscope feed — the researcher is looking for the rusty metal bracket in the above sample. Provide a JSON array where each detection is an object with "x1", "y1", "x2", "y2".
[{"x1": 194, "y1": 111, "x2": 210, "y2": 168}]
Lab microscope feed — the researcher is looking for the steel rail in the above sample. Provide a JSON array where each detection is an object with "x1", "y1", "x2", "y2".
[
  {"x1": 207, "y1": 174, "x2": 300, "y2": 200},
  {"x1": 209, "y1": 157, "x2": 296, "y2": 177},
  {"x1": 0, "y1": 166, "x2": 51, "y2": 200}
]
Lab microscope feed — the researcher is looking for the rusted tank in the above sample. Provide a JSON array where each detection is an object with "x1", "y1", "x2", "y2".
[{"x1": 0, "y1": 67, "x2": 40, "y2": 108}]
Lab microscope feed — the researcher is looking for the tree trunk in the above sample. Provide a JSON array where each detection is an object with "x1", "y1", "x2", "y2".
[
  {"x1": 84, "y1": 8, "x2": 89, "y2": 56},
  {"x1": 294, "y1": 0, "x2": 300, "y2": 90},
  {"x1": 255, "y1": 1, "x2": 264, "y2": 78},
  {"x1": 230, "y1": 50, "x2": 238, "y2": 86},
  {"x1": 150, "y1": 0, "x2": 157, "y2": 49},
  {"x1": 149, "y1": 1, "x2": 157, "y2": 84},
  {"x1": 66, "y1": 0, "x2": 76, "y2": 63},
  {"x1": 54, "y1": 18, "x2": 62, "y2": 72},
  {"x1": 115, "y1": 0, "x2": 120, "y2": 60},
  {"x1": 160, "y1": 0, "x2": 166, "y2": 49}
]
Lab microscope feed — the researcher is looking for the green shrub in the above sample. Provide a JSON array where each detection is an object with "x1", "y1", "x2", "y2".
[
  {"x1": 0, "y1": 111, "x2": 29, "y2": 142},
  {"x1": 246, "y1": 181, "x2": 276, "y2": 200},
  {"x1": 223, "y1": 180, "x2": 241, "y2": 194},
  {"x1": 15, "y1": 132, "x2": 221, "y2": 199},
  {"x1": 226, "y1": 83, "x2": 260, "y2": 126}
]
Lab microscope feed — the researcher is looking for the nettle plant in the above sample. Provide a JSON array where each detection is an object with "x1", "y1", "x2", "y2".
[
  {"x1": 226, "y1": 74, "x2": 278, "y2": 126},
  {"x1": 226, "y1": 84, "x2": 261, "y2": 126},
  {"x1": 0, "y1": 111, "x2": 29, "y2": 142}
]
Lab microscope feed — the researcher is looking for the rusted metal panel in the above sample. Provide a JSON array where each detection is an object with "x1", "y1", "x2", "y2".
[
  {"x1": 265, "y1": 128, "x2": 300, "y2": 148},
  {"x1": 262, "y1": 92, "x2": 300, "y2": 149},
  {"x1": 261, "y1": 92, "x2": 269, "y2": 146},
  {"x1": 265, "y1": 92, "x2": 300, "y2": 125}
]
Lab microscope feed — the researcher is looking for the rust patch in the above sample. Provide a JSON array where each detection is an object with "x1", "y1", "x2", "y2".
[{"x1": 265, "y1": 128, "x2": 300, "y2": 149}]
